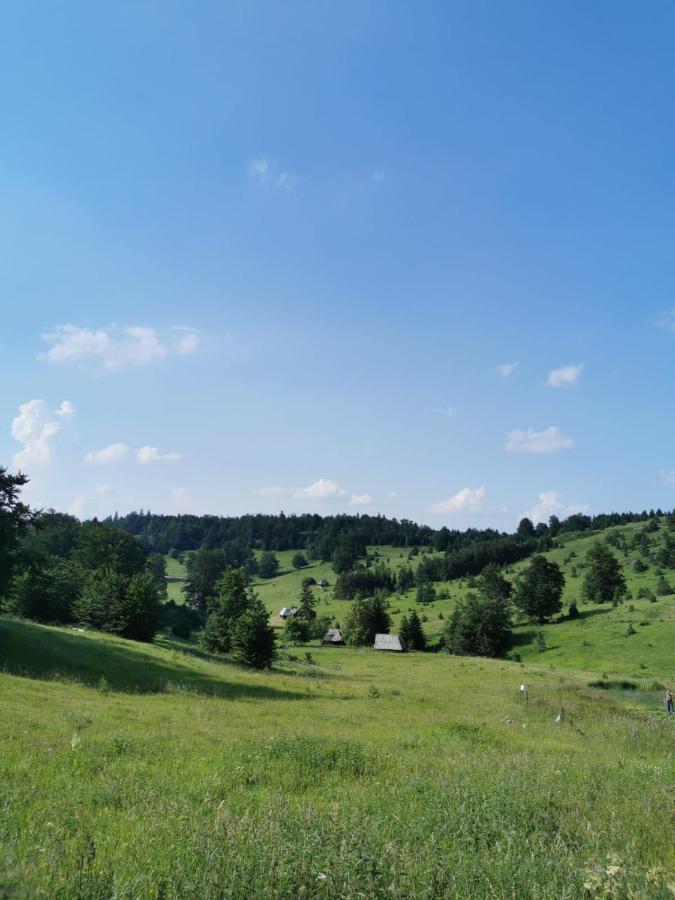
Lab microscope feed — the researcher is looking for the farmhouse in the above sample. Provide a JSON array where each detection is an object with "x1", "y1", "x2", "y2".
[
  {"x1": 323, "y1": 627, "x2": 344, "y2": 646},
  {"x1": 279, "y1": 607, "x2": 299, "y2": 619},
  {"x1": 374, "y1": 633, "x2": 406, "y2": 652},
  {"x1": 316, "y1": 579, "x2": 329, "y2": 588}
]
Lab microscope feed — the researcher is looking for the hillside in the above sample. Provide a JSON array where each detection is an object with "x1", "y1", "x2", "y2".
[
  {"x1": 166, "y1": 519, "x2": 675, "y2": 679},
  {"x1": 0, "y1": 617, "x2": 673, "y2": 897}
]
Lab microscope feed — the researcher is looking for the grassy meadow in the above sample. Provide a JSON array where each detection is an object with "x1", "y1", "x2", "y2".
[{"x1": 0, "y1": 616, "x2": 673, "y2": 898}]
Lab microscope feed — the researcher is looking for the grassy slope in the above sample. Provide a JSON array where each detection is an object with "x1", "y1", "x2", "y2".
[
  {"x1": 242, "y1": 521, "x2": 675, "y2": 679},
  {"x1": 0, "y1": 617, "x2": 673, "y2": 897}
]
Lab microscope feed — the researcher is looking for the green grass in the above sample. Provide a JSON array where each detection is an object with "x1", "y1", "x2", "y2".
[
  {"x1": 164, "y1": 555, "x2": 187, "y2": 604},
  {"x1": 0, "y1": 616, "x2": 673, "y2": 897}
]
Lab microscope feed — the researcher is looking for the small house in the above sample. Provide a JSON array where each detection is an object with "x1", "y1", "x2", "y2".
[
  {"x1": 323, "y1": 627, "x2": 344, "y2": 646},
  {"x1": 317, "y1": 578, "x2": 329, "y2": 588},
  {"x1": 279, "y1": 607, "x2": 299, "y2": 619},
  {"x1": 374, "y1": 633, "x2": 406, "y2": 652}
]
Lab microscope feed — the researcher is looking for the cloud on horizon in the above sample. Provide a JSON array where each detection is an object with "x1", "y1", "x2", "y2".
[{"x1": 429, "y1": 485, "x2": 486, "y2": 514}]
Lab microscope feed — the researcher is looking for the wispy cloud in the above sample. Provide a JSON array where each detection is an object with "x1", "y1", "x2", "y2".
[
  {"x1": 40, "y1": 324, "x2": 199, "y2": 374},
  {"x1": 496, "y1": 361, "x2": 518, "y2": 378},
  {"x1": 525, "y1": 490, "x2": 589, "y2": 524},
  {"x1": 371, "y1": 170, "x2": 386, "y2": 183},
  {"x1": 431, "y1": 405, "x2": 457, "y2": 418},
  {"x1": 248, "y1": 157, "x2": 296, "y2": 190},
  {"x1": 170, "y1": 487, "x2": 190, "y2": 505},
  {"x1": 546, "y1": 363, "x2": 584, "y2": 388},
  {"x1": 660, "y1": 469, "x2": 675, "y2": 487},
  {"x1": 429, "y1": 486, "x2": 486, "y2": 514},
  {"x1": 11, "y1": 399, "x2": 74, "y2": 470},
  {"x1": 656, "y1": 309, "x2": 675, "y2": 333},
  {"x1": 506, "y1": 426, "x2": 574, "y2": 453}
]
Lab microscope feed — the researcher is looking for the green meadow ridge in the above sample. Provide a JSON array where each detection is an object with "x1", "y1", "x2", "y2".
[{"x1": 1, "y1": 481, "x2": 674, "y2": 896}]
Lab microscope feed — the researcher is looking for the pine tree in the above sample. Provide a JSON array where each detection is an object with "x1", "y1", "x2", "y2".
[
  {"x1": 297, "y1": 581, "x2": 317, "y2": 620},
  {"x1": 230, "y1": 596, "x2": 276, "y2": 668},
  {"x1": 404, "y1": 610, "x2": 426, "y2": 650}
]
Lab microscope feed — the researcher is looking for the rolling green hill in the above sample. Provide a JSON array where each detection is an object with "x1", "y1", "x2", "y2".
[
  {"x1": 0, "y1": 616, "x2": 672, "y2": 897},
  {"x1": 170, "y1": 519, "x2": 674, "y2": 680}
]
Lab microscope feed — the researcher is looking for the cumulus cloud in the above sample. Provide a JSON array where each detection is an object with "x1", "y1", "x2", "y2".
[
  {"x1": 170, "y1": 487, "x2": 190, "y2": 505},
  {"x1": 546, "y1": 363, "x2": 584, "y2": 388},
  {"x1": 39, "y1": 324, "x2": 199, "y2": 373},
  {"x1": 506, "y1": 426, "x2": 574, "y2": 453},
  {"x1": 429, "y1": 486, "x2": 486, "y2": 514},
  {"x1": 294, "y1": 478, "x2": 343, "y2": 500},
  {"x1": 348, "y1": 493, "x2": 373, "y2": 507},
  {"x1": 84, "y1": 443, "x2": 131, "y2": 465},
  {"x1": 496, "y1": 361, "x2": 518, "y2": 378},
  {"x1": 248, "y1": 157, "x2": 295, "y2": 190},
  {"x1": 135, "y1": 446, "x2": 182, "y2": 465},
  {"x1": 11, "y1": 399, "x2": 72, "y2": 469},
  {"x1": 55, "y1": 400, "x2": 75, "y2": 418},
  {"x1": 525, "y1": 490, "x2": 589, "y2": 525},
  {"x1": 94, "y1": 484, "x2": 114, "y2": 496}
]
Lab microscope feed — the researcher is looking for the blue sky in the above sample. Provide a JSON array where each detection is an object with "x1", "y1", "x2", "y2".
[{"x1": 2, "y1": 1, "x2": 674, "y2": 529}]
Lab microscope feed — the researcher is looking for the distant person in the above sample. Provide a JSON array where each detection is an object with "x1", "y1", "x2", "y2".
[{"x1": 666, "y1": 688, "x2": 674, "y2": 715}]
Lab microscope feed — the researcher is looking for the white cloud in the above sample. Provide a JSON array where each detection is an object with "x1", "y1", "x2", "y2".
[
  {"x1": 84, "y1": 443, "x2": 130, "y2": 465},
  {"x1": 248, "y1": 157, "x2": 270, "y2": 182},
  {"x1": 496, "y1": 361, "x2": 518, "y2": 378},
  {"x1": 11, "y1": 399, "x2": 71, "y2": 469},
  {"x1": 39, "y1": 324, "x2": 199, "y2": 373},
  {"x1": 546, "y1": 363, "x2": 584, "y2": 388},
  {"x1": 656, "y1": 309, "x2": 675, "y2": 333},
  {"x1": 525, "y1": 490, "x2": 589, "y2": 525},
  {"x1": 55, "y1": 400, "x2": 75, "y2": 418},
  {"x1": 94, "y1": 484, "x2": 114, "y2": 496},
  {"x1": 431, "y1": 405, "x2": 457, "y2": 418},
  {"x1": 429, "y1": 486, "x2": 486, "y2": 514},
  {"x1": 660, "y1": 469, "x2": 675, "y2": 487},
  {"x1": 135, "y1": 446, "x2": 182, "y2": 465},
  {"x1": 170, "y1": 326, "x2": 200, "y2": 356},
  {"x1": 348, "y1": 493, "x2": 373, "y2": 507},
  {"x1": 257, "y1": 485, "x2": 287, "y2": 497},
  {"x1": 68, "y1": 496, "x2": 87, "y2": 518},
  {"x1": 170, "y1": 487, "x2": 190, "y2": 505},
  {"x1": 248, "y1": 157, "x2": 295, "y2": 190},
  {"x1": 371, "y1": 170, "x2": 386, "y2": 183},
  {"x1": 294, "y1": 478, "x2": 343, "y2": 500},
  {"x1": 506, "y1": 426, "x2": 574, "y2": 453}
]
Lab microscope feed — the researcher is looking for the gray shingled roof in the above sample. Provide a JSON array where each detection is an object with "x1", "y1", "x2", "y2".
[
  {"x1": 374, "y1": 633, "x2": 406, "y2": 651},
  {"x1": 323, "y1": 628, "x2": 344, "y2": 644}
]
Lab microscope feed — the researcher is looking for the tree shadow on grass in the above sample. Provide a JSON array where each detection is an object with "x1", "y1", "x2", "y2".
[
  {"x1": 0, "y1": 618, "x2": 306, "y2": 701},
  {"x1": 576, "y1": 606, "x2": 614, "y2": 621}
]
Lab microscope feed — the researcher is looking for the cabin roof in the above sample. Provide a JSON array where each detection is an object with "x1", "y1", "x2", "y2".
[{"x1": 373, "y1": 633, "x2": 406, "y2": 651}]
